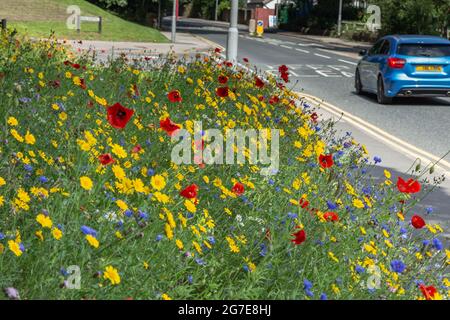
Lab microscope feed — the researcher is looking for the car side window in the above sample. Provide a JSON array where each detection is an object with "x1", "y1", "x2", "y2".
[
  {"x1": 369, "y1": 40, "x2": 384, "y2": 56},
  {"x1": 379, "y1": 40, "x2": 390, "y2": 55}
]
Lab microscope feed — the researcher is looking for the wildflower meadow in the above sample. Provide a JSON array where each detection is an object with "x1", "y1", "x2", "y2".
[{"x1": 0, "y1": 30, "x2": 448, "y2": 300}]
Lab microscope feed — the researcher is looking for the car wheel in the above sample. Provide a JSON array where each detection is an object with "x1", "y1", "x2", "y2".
[
  {"x1": 355, "y1": 69, "x2": 363, "y2": 95},
  {"x1": 377, "y1": 76, "x2": 392, "y2": 104}
]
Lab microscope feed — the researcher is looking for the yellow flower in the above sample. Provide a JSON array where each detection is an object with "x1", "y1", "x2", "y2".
[
  {"x1": 36, "y1": 213, "x2": 53, "y2": 229},
  {"x1": 8, "y1": 240, "x2": 22, "y2": 257},
  {"x1": 111, "y1": 143, "x2": 127, "y2": 159},
  {"x1": 116, "y1": 199, "x2": 128, "y2": 211},
  {"x1": 161, "y1": 293, "x2": 172, "y2": 300},
  {"x1": 35, "y1": 230, "x2": 44, "y2": 241},
  {"x1": 103, "y1": 265, "x2": 120, "y2": 285},
  {"x1": 59, "y1": 112, "x2": 68, "y2": 121},
  {"x1": 52, "y1": 227, "x2": 63, "y2": 240},
  {"x1": 384, "y1": 170, "x2": 391, "y2": 179},
  {"x1": 86, "y1": 234, "x2": 99, "y2": 248},
  {"x1": 7, "y1": 117, "x2": 18, "y2": 126},
  {"x1": 80, "y1": 176, "x2": 93, "y2": 190},
  {"x1": 143, "y1": 261, "x2": 149, "y2": 269},
  {"x1": 184, "y1": 199, "x2": 196, "y2": 213},
  {"x1": 0, "y1": 177, "x2": 5, "y2": 186},
  {"x1": 151, "y1": 174, "x2": 166, "y2": 191},
  {"x1": 0, "y1": 195, "x2": 4, "y2": 207},
  {"x1": 353, "y1": 199, "x2": 365, "y2": 209}
]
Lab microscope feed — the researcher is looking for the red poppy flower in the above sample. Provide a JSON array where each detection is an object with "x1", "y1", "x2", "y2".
[
  {"x1": 132, "y1": 144, "x2": 142, "y2": 153},
  {"x1": 324, "y1": 211, "x2": 339, "y2": 222},
  {"x1": 319, "y1": 154, "x2": 334, "y2": 168},
  {"x1": 216, "y1": 86, "x2": 229, "y2": 98},
  {"x1": 411, "y1": 214, "x2": 426, "y2": 229},
  {"x1": 243, "y1": 57, "x2": 249, "y2": 63},
  {"x1": 278, "y1": 65, "x2": 288, "y2": 73},
  {"x1": 63, "y1": 60, "x2": 71, "y2": 66},
  {"x1": 291, "y1": 228, "x2": 306, "y2": 245},
  {"x1": 99, "y1": 153, "x2": 114, "y2": 165},
  {"x1": 311, "y1": 112, "x2": 319, "y2": 123},
  {"x1": 106, "y1": 103, "x2": 134, "y2": 129},
  {"x1": 255, "y1": 77, "x2": 265, "y2": 88},
  {"x1": 231, "y1": 182, "x2": 245, "y2": 196},
  {"x1": 79, "y1": 78, "x2": 86, "y2": 90},
  {"x1": 269, "y1": 95, "x2": 279, "y2": 105},
  {"x1": 419, "y1": 284, "x2": 438, "y2": 300},
  {"x1": 225, "y1": 61, "x2": 233, "y2": 67},
  {"x1": 218, "y1": 75, "x2": 228, "y2": 84},
  {"x1": 72, "y1": 63, "x2": 81, "y2": 69},
  {"x1": 281, "y1": 72, "x2": 289, "y2": 83},
  {"x1": 299, "y1": 198, "x2": 309, "y2": 209},
  {"x1": 180, "y1": 184, "x2": 198, "y2": 199},
  {"x1": 167, "y1": 90, "x2": 182, "y2": 103},
  {"x1": 159, "y1": 117, "x2": 180, "y2": 136},
  {"x1": 49, "y1": 80, "x2": 60, "y2": 88},
  {"x1": 397, "y1": 177, "x2": 421, "y2": 194},
  {"x1": 214, "y1": 47, "x2": 222, "y2": 53}
]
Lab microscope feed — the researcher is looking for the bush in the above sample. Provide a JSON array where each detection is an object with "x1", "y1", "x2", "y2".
[{"x1": 0, "y1": 31, "x2": 448, "y2": 300}]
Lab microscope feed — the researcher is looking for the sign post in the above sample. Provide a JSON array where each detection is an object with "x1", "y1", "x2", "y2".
[
  {"x1": 77, "y1": 16, "x2": 102, "y2": 33},
  {"x1": 256, "y1": 20, "x2": 264, "y2": 37},
  {"x1": 249, "y1": 19, "x2": 256, "y2": 36}
]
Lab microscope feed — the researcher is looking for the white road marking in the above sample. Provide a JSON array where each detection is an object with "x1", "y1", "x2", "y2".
[
  {"x1": 295, "y1": 48, "x2": 310, "y2": 53},
  {"x1": 338, "y1": 59, "x2": 358, "y2": 65},
  {"x1": 280, "y1": 45, "x2": 293, "y2": 49},
  {"x1": 314, "y1": 53, "x2": 331, "y2": 59}
]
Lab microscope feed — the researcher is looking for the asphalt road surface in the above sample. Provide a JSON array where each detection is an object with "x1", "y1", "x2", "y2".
[{"x1": 167, "y1": 18, "x2": 450, "y2": 164}]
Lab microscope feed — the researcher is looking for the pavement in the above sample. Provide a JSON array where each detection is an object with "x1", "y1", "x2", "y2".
[{"x1": 64, "y1": 31, "x2": 216, "y2": 61}]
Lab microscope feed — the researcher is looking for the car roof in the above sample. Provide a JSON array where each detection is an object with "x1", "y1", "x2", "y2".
[{"x1": 384, "y1": 35, "x2": 450, "y2": 44}]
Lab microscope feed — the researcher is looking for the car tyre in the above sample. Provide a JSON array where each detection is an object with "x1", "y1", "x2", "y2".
[
  {"x1": 377, "y1": 76, "x2": 392, "y2": 104},
  {"x1": 355, "y1": 69, "x2": 363, "y2": 95}
]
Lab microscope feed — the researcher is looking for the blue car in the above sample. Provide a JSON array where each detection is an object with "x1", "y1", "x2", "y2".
[{"x1": 355, "y1": 35, "x2": 450, "y2": 104}]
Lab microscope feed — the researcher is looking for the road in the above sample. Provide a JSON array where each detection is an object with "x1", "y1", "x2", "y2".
[
  {"x1": 162, "y1": 17, "x2": 450, "y2": 237},
  {"x1": 166, "y1": 18, "x2": 450, "y2": 165}
]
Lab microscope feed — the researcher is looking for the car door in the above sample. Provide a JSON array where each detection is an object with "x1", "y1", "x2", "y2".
[{"x1": 359, "y1": 40, "x2": 385, "y2": 91}]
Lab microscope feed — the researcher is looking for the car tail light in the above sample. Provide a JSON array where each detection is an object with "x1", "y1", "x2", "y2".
[{"x1": 387, "y1": 57, "x2": 406, "y2": 69}]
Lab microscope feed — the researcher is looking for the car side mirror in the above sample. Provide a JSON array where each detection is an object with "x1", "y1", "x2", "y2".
[{"x1": 359, "y1": 49, "x2": 367, "y2": 56}]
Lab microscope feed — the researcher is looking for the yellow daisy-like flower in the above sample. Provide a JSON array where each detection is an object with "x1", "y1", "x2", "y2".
[
  {"x1": 0, "y1": 176, "x2": 6, "y2": 186},
  {"x1": 353, "y1": 199, "x2": 365, "y2": 209},
  {"x1": 111, "y1": 143, "x2": 127, "y2": 159},
  {"x1": 161, "y1": 293, "x2": 172, "y2": 300},
  {"x1": 8, "y1": 240, "x2": 22, "y2": 257},
  {"x1": 86, "y1": 234, "x2": 99, "y2": 248},
  {"x1": 151, "y1": 174, "x2": 166, "y2": 191},
  {"x1": 52, "y1": 227, "x2": 63, "y2": 240},
  {"x1": 103, "y1": 265, "x2": 120, "y2": 285},
  {"x1": 36, "y1": 213, "x2": 52, "y2": 229},
  {"x1": 184, "y1": 199, "x2": 196, "y2": 213},
  {"x1": 80, "y1": 176, "x2": 93, "y2": 190},
  {"x1": 7, "y1": 117, "x2": 18, "y2": 126}
]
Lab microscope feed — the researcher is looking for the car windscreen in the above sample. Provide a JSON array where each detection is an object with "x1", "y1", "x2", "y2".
[{"x1": 397, "y1": 43, "x2": 450, "y2": 57}]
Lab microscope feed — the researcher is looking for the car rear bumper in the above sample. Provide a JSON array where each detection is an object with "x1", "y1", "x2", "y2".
[
  {"x1": 396, "y1": 88, "x2": 450, "y2": 97},
  {"x1": 385, "y1": 76, "x2": 450, "y2": 97}
]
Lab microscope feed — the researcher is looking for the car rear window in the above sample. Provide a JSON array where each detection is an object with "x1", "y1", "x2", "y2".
[{"x1": 397, "y1": 43, "x2": 450, "y2": 57}]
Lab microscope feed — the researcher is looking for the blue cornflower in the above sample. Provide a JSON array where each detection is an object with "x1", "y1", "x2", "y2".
[
  {"x1": 187, "y1": 275, "x2": 193, "y2": 284},
  {"x1": 195, "y1": 258, "x2": 206, "y2": 266},
  {"x1": 320, "y1": 293, "x2": 327, "y2": 300},
  {"x1": 147, "y1": 168, "x2": 155, "y2": 176},
  {"x1": 60, "y1": 268, "x2": 69, "y2": 277},
  {"x1": 373, "y1": 156, "x2": 382, "y2": 164},
  {"x1": 432, "y1": 238, "x2": 443, "y2": 251},
  {"x1": 303, "y1": 279, "x2": 313, "y2": 290},
  {"x1": 24, "y1": 164, "x2": 33, "y2": 172},
  {"x1": 124, "y1": 209, "x2": 133, "y2": 218},
  {"x1": 260, "y1": 243, "x2": 267, "y2": 257},
  {"x1": 425, "y1": 207, "x2": 433, "y2": 215},
  {"x1": 80, "y1": 225, "x2": 97, "y2": 237},
  {"x1": 287, "y1": 212, "x2": 297, "y2": 219},
  {"x1": 390, "y1": 260, "x2": 406, "y2": 273},
  {"x1": 327, "y1": 201, "x2": 338, "y2": 210},
  {"x1": 138, "y1": 211, "x2": 148, "y2": 220},
  {"x1": 39, "y1": 176, "x2": 49, "y2": 183},
  {"x1": 355, "y1": 265, "x2": 365, "y2": 274},
  {"x1": 208, "y1": 236, "x2": 216, "y2": 244},
  {"x1": 155, "y1": 234, "x2": 163, "y2": 241},
  {"x1": 423, "y1": 239, "x2": 431, "y2": 246},
  {"x1": 268, "y1": 179, "x2": 275, "y2": 185},
  {"x1": 0, "y1": 232, "x2": 4, "y2": 240}
]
